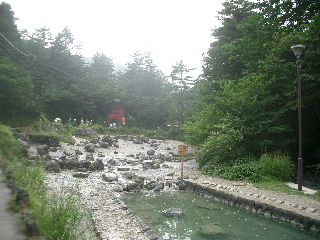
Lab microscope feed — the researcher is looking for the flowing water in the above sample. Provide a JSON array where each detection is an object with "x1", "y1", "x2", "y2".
[{"x1": 121, "y1": 191, "x2": 320, "y2": 240}]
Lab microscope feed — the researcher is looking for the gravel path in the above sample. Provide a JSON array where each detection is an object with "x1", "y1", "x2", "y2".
[{"x1": 43, "y1": 136, "x2": 320, "y2": 239}]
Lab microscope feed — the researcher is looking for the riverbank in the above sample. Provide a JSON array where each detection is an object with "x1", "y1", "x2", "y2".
[
  {"x1": 41, "y1": 136, "x2": 320, "y2": 239},
  {"x1": 2, "y1": 133, "x2": 320, "y2": 239}
]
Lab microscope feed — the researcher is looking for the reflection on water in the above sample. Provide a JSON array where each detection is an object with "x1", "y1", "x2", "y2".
[{"x1": 121, "y1": 191, "x2": 320, "y2": 240}]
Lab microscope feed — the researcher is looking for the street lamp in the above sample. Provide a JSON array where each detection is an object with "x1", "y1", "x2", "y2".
[{"x1": 291, "y1": 44, "x2": 305, "y2": 191}]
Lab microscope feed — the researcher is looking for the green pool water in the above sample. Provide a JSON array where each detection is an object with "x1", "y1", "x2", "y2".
[{"x1": 121, "y1": 190, "x2": 320, "y2": 240}]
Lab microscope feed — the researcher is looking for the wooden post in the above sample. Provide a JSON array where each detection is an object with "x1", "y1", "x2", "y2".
[
  {"x1": 177, "y1": 145, "x2": 188, "y2": 184},
  {"x1": 25, "y1": 128, "x2": 32, "y2": 149},
  {"x1": 39, "y1": 119, "x2": 42, "y2": 134}
]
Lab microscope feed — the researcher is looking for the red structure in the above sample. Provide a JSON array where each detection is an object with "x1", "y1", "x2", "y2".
[{"x1": 108, "y1": 101, "x2": 125, "y2": 127}]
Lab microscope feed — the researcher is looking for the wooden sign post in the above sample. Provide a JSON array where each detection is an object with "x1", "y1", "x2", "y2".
[
  {"x1": 177, "y1": 145, "x2": 188, "y2": 183},
  {"x1": 25, "y1": 128, "x2": 32, "y2": 148}
]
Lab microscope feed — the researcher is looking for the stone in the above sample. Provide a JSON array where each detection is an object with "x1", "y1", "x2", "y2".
[
  {"x1": 117, "y1": 167, "x2": 131, "y2": 171},
  {"x1": 85, "y1": 143, "x2": 95, "y2": 152},
  {"x1": 24, "y1": 219, "x2": 37, "y2": 237},
  {"x1": 90, "y1": 159, "x2": 104, "y2": 171},
  {"x1": 16, "y1": 189, "x2": 30, "y2": 207},
  {"x1": 147, "y1": 150, "x2": 155, "y2": 155},
  {"x1": 162, "y1": 208, "x2": 182, "y2": 216},
  {"x1": 99, "y1": 141, "x2": 109, "y2": 148},
  {"x1": 111, "y1": 185, "x2": 123, "y2": 192},
  {"x1": 306, "y1": 207, "x2": 317, "y2": 213},
  {"x1": 75, "y1": 149, "x2": 83, "y2": 155},
  {"x1": 107, "y1": 159, "x2": 117, "y2": 166},
  {"x1": 73, "y1": 172, "x2": 89, "y2": 178},
  {"x1": 201, "y1": 223, "x2": 226, "y2": 236},
  {"x1": 103, "y1": 174, "x2": 118, "y2": 182},
  {"x1": 142, "y1": 160, "x2": 155, "y2": 169},
  {"x1": 37, "y1": 144, "x2": 49, "y2": 155}
]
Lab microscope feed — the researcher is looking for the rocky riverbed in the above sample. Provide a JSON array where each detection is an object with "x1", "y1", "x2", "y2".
[{"x1": 26, "y1": 134, "x2": 320, "y2": 239}]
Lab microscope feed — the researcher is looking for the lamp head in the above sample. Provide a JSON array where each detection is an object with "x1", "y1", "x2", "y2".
[{"x1": 291, "y1": 45, "x2": 305, "y2": 57}]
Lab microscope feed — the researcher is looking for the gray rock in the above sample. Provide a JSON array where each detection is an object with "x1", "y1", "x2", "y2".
[
  {"x1": 37, "y1": 144, "x2": 49, "y2": 155},
  {"x1": 85, "y1": 143, "x2": 95, "y2": 152},
  {"x1": 16, "y1": 189, "x2": 30, "y2": 207},
  {"x1": 201, "y1": 223, "x2": 226, "y2": 236},
  {"x1": 117, "y1": 167, "x2": 131, "y2": 171},
  {"x1": 147, "y1": 150, "x2": 155, "y2": 155},
  {"x1": 99, "y1": 141, "x2": 109, "y2": 148},
  {"x1": 107, "y1": 159, "x2": 117, "y2": 166},
  {"x1": 103, "y1": 174, "x2": 118, "y2": 182},
  {"x1": 162, "y1": 208, "x2": 182, "y2": 216},
  {"x1": 73, "y1": 172, "x2": 89, "y2": 178}
]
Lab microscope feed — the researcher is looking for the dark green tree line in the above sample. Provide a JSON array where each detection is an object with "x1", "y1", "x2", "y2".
[{"x1": 184, "y1": 0, "x2": 320, "y2": 167}]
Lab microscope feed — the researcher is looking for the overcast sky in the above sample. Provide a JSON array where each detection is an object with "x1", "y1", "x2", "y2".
[{"x1": 6, "y1": 0, "x2": 224, "y2": 78}]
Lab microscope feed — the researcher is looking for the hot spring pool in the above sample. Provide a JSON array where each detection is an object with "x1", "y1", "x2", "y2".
[{"x1": 121, "y1": 191, "x2": 320, "y2": 240}]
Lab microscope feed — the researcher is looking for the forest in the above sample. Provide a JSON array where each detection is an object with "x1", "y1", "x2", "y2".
[{"x1": 1, "y1": 0, "x2": 320, "y2": 177}]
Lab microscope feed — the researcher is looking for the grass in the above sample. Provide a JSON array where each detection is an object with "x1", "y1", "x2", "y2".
[
  {"x1": 0, "y1": 122, "x2": 93, "y2": 239},
  {"x1": 254, "y1": 179, "x2": 320, "y2": 202}
]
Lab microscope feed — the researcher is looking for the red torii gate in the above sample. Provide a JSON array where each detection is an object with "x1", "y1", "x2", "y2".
[{"x1": 108, "y1": 101, "x2": 125, "y2": 127}]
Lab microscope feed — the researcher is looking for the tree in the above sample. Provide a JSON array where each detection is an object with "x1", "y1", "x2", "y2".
[
  {"x1": 0, "y1": 57, "x2": 41, "y2": 122},
  {"x1": 170, "y1": 60, "x2": 195, "y2": 124},
  {"x1": 117, "y1": 52, "x2": 170, "y2": 127},
  {"x1": 0, "y1": 2, "x2": 22, "y2": 59}
]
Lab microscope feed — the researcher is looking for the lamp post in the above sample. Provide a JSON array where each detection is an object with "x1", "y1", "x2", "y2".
[{"x1": 291, "y1": 44, "x2": 305, "y2": 191}]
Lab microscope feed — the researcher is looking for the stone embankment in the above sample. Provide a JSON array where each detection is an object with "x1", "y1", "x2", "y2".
[{"x1": 10, "y1": 131, "x2": 320, "y2": 239}]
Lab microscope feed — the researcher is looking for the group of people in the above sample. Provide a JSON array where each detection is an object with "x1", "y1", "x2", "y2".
[{"x1": 66, "y1": 118, "x2": 92, "y2": 127}]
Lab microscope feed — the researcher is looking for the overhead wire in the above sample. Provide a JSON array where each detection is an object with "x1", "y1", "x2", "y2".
[
  {"x1": 0, "y1": 32, "x2": 172, "y2": 101},
  {"x1": 0, "y1": 31, "x2": 105, "y2": 88}
]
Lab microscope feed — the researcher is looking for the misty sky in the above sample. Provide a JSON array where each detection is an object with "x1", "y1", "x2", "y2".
[{"x1": 6, "y1": 0, "x2": 225, "y2": 78}]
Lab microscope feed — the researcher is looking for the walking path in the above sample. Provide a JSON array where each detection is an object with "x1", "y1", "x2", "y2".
[{"x1": 0, "y1": 171, "x2": 27, "y2": 240}]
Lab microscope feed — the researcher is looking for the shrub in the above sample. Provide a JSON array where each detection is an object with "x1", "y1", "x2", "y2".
[
  {"x1": 144, "y1": 129, "x2": 166, "y2": 139},
  {"x1": 0, "y1": 124, "x2": 21, "y2": 162},
  {"x1": 259, "y1": 153, "x2": 294, "y2": 181},
  {"x1": 33, "y1": 191, "x2": 88, "y2": 240},
  {"x1": 167, "y1": 127, "x2": 185, "y2": 141},
  {"x1": 201, "y1": 160, "x2": 262, "y2": 183},
  {"x1": 199, "y1": 128, "x2": 245, "y2": 165}
]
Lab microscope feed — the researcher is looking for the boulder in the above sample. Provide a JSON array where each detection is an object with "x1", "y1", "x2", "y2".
[
  {"x1": 142, "y1": 160, "x2": 155, "y2": 169},
  {"x1": 85, "y1": 143, "x2": 95, "y2": 152},
  {"x1": 73, "y1": 172, "x2": 89, "y2": 178},
  {"x1": 75, "y1": 149, "x2": 83, "y2": 155},
  {"x1": 90, "y1": 159, "x2": 104, "y2": 171},
  {"x1": 16, "y1": 189, "x2": 30, "y2": 207},
  {"x1": 162, "y1": 208, "x2": 182, "y2": 217},
  {"x1": 99, "y1": 141, "x2": 109, "y2": 148},
  {"x1": 107, "y1": 159, "x2": 118, "y2": 166},
  {"x1": 102, "y1": 174, "x2": 118, "y2": 182},
  {"x1": 102, "y1": 135, "x2": 113, "y2": 145},
  {"x1": 37, "y1": 144, "x2": 49, "y2": 155},
  {"x1": 201, "y1": 223, "x2": 226, "y2": 236},
  {"x1": 147, "y1": 150, "x2": 155, "y2": 155}
]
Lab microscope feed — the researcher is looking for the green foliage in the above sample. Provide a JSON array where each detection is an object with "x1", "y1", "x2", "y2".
[
  {"x1": 259, "y1": 153, "x2": 294, "y2": 181},
  {"x1": 33, "y1": 191, "x2": 88, "y2": 240},
  {"x1": 167, "y1": 127, "x2": 185, "y2": 141},
  {"x1": 2, "y1": 126, "x2": 90, "y2": 239},
  {"x1": 200, "y1": 152, "x2": 294, "y2": 183},
  {"x1": 144, "y1": 129, "x2": 166, "y2": 139},
  {"x1": 0, "y1": 124, "x2": 21, "y2": 161},
  {"x1": 117, "y1": 52, "x2": 171, "y2": 128},
  {"x1": 0, "y1": 57, "x2": 41, "y2": 121},
  {"x1": 199, "y1": 126, "x2": 245, "y2": 165}
]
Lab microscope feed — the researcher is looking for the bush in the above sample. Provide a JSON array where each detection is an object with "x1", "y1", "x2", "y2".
[
  {"x1": 167, "y1": 127, "x2": 185, "y2": 141},
  {"x1": 259, "y1": 153, "x2": 294, "y2": 181},
  {"x1": 201, "y1": 159, "x2": 262, "y2": 183},
  {"x1": 199, "y1": 128, "x2": 245, "y2": 165},
  {"x1": 144, "y1": 129, "x2": 166, "y2": 139},
  {"x1": 0, "y1": 124, "x2": 21, "y2": 161}
]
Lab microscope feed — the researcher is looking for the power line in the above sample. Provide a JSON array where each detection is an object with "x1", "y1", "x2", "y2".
[{"x1": 0, "y1": 31, "x2": 106, "y2": 88}]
